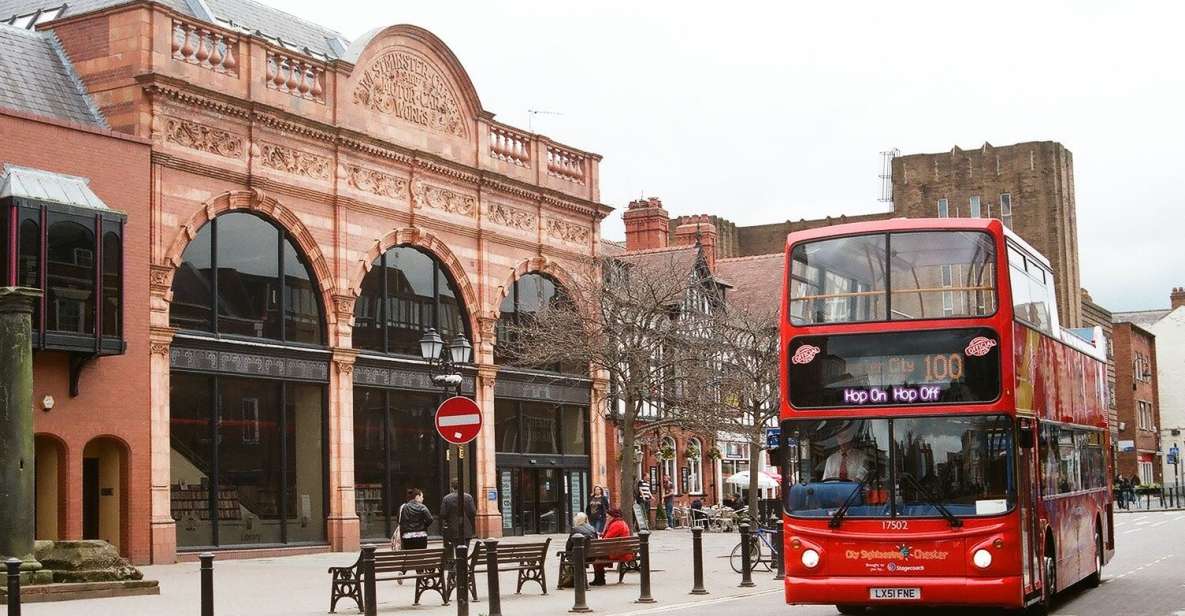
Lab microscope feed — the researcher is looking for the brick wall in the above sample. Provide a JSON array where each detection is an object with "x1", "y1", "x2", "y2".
[
  {"x1": 1113, "y1": 322, "x2": 1162, "y2": 484},
  {"x1": 0, "y1": 109, "x2": 152, "y2": 563}
]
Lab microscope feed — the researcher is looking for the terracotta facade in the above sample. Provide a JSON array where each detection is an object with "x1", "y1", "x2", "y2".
[{"x1": 23, "y1": 2, "x2": 609, "y2": 563}]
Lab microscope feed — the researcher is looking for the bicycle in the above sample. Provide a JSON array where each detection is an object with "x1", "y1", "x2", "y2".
[{"x1": 729, "y1": 523, "x2": 778, "y2": 573}]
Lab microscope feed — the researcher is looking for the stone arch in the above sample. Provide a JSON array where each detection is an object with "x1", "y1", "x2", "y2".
[
  {"x1": 489, "y1": 255, "x2": 589, "y2": 324},
  {"x1": 159, "y1": 189, "x2": 338, "y2": 324},
  {"x1": 34, "y1": 433, "x2": 68, "y2": 541},
  {"x1": 81, "y1": 434, "x2": 131, "y2": 554},
  {"x1": 348, "y1": 226, "x2": 480, "y2": 341}
]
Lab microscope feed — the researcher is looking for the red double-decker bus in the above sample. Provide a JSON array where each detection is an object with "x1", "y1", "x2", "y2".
[{"x1": 779, "y1": 218, "x2": 1113, "y2": 613}]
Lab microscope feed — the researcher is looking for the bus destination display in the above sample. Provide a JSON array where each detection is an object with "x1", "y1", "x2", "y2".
[{"x1": 787, "y1": 328, "x2": 1000, "y2": 408}]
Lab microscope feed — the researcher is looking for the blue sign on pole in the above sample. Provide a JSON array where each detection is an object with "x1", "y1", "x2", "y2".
[
  {"x1": 1170, "y1": 445, "x2": 1180, "y2": 466},
  {"x1": 765, "y1": 427, "x2": 781, "y2": 449}
]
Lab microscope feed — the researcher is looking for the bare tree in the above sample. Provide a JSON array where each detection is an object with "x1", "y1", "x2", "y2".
[
  {"x1": 711, "y1": 301, "x2": 782, "y2": 519},
  {"x1": 503, "y1": 251, "x2": 724, "y2": 528}
]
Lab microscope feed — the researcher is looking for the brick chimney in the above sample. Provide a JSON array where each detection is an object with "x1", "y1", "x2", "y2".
[
  {"x1": 1172, "y1": 287, "x2": 1185, "y2": 311},
  {"x1": 623, "y1": 197, "x2": 670, "y2": 251},
  {"x1": 672, "y1": 215, "x2": 718, "y2": 269}
]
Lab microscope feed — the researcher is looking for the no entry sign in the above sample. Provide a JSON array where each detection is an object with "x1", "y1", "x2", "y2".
[{"x1": 435, "y1": 396, "x2": 482, "y2": 444}]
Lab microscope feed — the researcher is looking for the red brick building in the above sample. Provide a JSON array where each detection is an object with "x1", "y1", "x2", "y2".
[
  {"x1": 0, "y1": 23, "x2": 152, "y2": 562},
  {"x1": 3, "y1": 0, "x2": 609, "y2": 563},
  {"x1": 1112, "y1": 321, "x2": 1162, "y2": 485}
]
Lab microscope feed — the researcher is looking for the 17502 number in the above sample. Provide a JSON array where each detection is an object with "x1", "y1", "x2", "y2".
[{"x1": 881, "y1": 520, "x2": 909, "y2": 530}]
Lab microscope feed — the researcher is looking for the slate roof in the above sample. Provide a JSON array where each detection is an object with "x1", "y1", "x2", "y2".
[
  {"x1": 0, "y1": 23, "x2": 105, "y2": 126},
  {"x1": 715, "y1": 253, "x2": 783, "y2": 312},
  {"x1": 0, "y1": 0, "x2": 348, "y2": 59},
  {"x1": 1113, "y1": 309, "x2": 1171, "y2": 328},
  {"x1": 615, "y1": 245, "x2": 699, "y2": 276}
]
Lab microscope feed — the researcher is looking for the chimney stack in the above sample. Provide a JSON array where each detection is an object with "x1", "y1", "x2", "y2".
[
  {"x1": 623, "y1": 197, "x2": 670, "y2": 251},
  {"x1": 672, "y1": 214, "x2": 718, "y2": 269},
  {"x1": 1172, "y1": 287, "x2": 1185, "y2": 311}
]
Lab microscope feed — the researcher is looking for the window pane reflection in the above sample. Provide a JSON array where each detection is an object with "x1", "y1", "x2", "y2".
[
  {"x1": 283, "y1": 241, "x2": 322, "y2": 344},
  {"x1": 216, "y1": 213, "x2": 280, "y2": 339},
  {"x1": 172, "y1": 223, "x2": 213, "y2": 332},
  {"x1": 170, "y1": 373, "x2": 215, "y2": 547},
  {"x1": 102, "y1": 230, "x2": 121, "y2": 337},
  {"x1": 286, "y1": 383, "x2": 324, "y2": 542},
  {"x1": 353, "y1": 388, "x2": 389, "y2": 540},
  {"x1": 521, "y1": 402, "x2": 558, "y2": 454},
  {"x1": 46, "y1": 217, "x2": 95, "y2": 334},
  {"x1": 217, "y1": 377, "x2": 283, "y2": 545}
]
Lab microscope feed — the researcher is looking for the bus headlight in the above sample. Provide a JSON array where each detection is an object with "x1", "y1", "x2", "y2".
[
  {"x1": 801, "y1": 549, "x2": 820, "y2": 568},
  {"x1": 973, "y1": 549, "x2": 993, "y2": 569}
]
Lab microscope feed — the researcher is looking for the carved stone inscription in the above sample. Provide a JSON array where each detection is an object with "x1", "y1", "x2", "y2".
[
  {"x1": 347, "y1": 165, "x2": 408, "y2": 199},
  {"x1": 486, "y1": 202, "x2": 536, "y2": 232},
  {"x1": 165, "y1": 118, "x2": 243, "y2": 158},
  {"x1": 352, "y1": 51, "x2": 467, "y2": 138},
  {"x1": 259, "y1": 143, "x2": 330, "y2": 180},
  {"x1": 546, "y1": 217, "x2": 590, "y2": 244},
  {"x1": 412, "y1": 181, "x2": 476, "y2": 217}
]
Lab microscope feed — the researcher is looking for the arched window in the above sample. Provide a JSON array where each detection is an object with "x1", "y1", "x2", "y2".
[
  {"x1": 353, "y1": 246, "x2": 470, "y2": 355},
  {"x1": 661, "y1": 436, "x2": 678, "y2": 496},
  {"x1": 687, "y1": 437, "x2": 704, "y2": 495},
  {"x1": 495, "y1": 272, "x2": 572, "y2": 369},
  {"x1": 170, "y1": 212, "x2": 325, "y2": 345}
]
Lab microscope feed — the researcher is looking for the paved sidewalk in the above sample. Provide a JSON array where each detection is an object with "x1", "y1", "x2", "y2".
[{"x1": 24, "y1": 529, "x2": 783, "y2": 616}]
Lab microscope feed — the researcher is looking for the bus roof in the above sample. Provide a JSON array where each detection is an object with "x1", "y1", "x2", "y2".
[{"x1": 783, "y1": 217, "x2": 1001, "y2": 249}]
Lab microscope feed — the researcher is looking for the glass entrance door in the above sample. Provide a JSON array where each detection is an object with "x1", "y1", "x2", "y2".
[{"x1": 498, "y1": 467, "x2": 586, "y2": 535}]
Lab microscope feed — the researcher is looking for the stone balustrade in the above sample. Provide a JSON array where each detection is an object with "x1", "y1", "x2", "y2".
[
  {"x1": 171, "y1": 18, "x2": 238, "y2": 75},
  {"x1": 265, "y1": 50, "x2": 325, "y2": 102},
  {"x1": 489, "y1": 124, "x2": 531, "y2": 167},
  {"x1": 546, "y1": 144, "x2": 587, "y2": 184}
]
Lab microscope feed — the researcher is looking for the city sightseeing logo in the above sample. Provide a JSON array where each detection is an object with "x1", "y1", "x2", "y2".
[
  {"x1": 792, "y1": 344, "x2": 822, "y2": 365},
  {"x1": 897, "y1": 544, "x2": 912, "y2": 560},
  {"x1": 964, "y1": 336, "x2": 998, "y2": 357}
]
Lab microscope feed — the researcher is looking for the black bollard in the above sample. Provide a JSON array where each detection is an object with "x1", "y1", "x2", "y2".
[
  {"x1": 6, "y1": 558, "x2": 21, "y2": 616},
  {"x1": 636, "y1": 530, "x2": 655, "y2": 604},
  {"x1": 569, "y1": 535, "x2": 591, "y2": 613},
  {"x1": 199, "y1": 552, "x2": 214, "y2": 616},
  {"x1": 455, "y1": 543, "x2": 469, "y2": 616},
  {"x1": 485, "y1": 540, "x2": 502, "y2": 616},
  {"x1": 738, "y1": 524, "x2": 755, "y2": 588},
  {"x1": 690, "y1": 527, "x2": 707, "y2": 595},
  {"x1": 361, "y1": 545, "x2": 377, "y2": 616},
  {"x1": 773, "y1": 521, "x2": 785, "y2": 580}
]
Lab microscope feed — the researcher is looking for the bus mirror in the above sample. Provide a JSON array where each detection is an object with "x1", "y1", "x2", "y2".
[{"x1": 1019, "y1": 426, "x2": 1035, "y2": 448}]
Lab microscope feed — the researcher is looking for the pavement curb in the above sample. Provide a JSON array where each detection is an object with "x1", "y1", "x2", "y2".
[{"x1": 603, "y1": 588, "x2": 782, "y2": 616}]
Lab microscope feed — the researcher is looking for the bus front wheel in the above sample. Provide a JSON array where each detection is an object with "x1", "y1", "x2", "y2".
[{"x1": 1085, "y1": 525, "x2": 1102, "y2": 588}]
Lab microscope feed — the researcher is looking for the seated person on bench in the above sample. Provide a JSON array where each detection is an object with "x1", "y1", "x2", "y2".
[
  {"x1": 592, "y1": 508, "x2": 634, "y2": 586},
  {"x1": 567, "y1": 512, "x2": 598, "y2": 552}
]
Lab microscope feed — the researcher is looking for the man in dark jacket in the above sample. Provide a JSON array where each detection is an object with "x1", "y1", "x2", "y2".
[{"x1": 440, "y1": 479, "x2": 477, "y2": 551}]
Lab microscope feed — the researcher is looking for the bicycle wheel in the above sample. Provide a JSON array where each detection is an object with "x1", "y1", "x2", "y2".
[{"x1": 730, "y1": 537, "x2": 763, "y2": 573}]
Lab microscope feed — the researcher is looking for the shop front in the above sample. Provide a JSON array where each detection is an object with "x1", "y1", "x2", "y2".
[{"x1": 494, "y1": 374, "x2": 591, "y2": 536}]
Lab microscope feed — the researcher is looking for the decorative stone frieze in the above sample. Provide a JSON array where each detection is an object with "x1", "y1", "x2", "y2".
[
  {"x1": 485, "y1": 202, "x2": 535, "y2": 232},
  {"x1": 258, "y1": 143, "x2": 331, "y2": 180},
  {"x1": 346, "y1": 165, "x2": 408, "y2": 200},
  {"x1": 352, "y1": 50, "x2": 467, "y2": 138},
  {"x1": 545, "y1": 217, "x2": 590, "y2": 244},
  {"x1": 411, "y1": 181, "x2": 476, "y2": 217},
  {"x1": 164, "y1": 118, "x2": 243, "y2": 158}
]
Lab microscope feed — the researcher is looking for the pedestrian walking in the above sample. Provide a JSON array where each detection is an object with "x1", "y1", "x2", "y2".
[
  {"x1": 392, "y1": 488, "x2": 434, "y2": 550},
  {"x1": 587, "y1": 485, "x2": 610, "y2": 534},
  {"x1": 662, "y1": 477, "x2": 675, "y2": 528},
  {"x1": 440, "y1": 479, "x2": 477, "y2": 552}
]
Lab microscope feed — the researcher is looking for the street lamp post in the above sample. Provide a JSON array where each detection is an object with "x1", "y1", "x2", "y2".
[{"x1": 419, "y1": 329, "x2": 473, "y2": 591}]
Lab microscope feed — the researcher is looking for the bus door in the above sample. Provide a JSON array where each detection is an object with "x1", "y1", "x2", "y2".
[{"x1": 1018, "y1": 417, "x2": 1041, "y2": 597}]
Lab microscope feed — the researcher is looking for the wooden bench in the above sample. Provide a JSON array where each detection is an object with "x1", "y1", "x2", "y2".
[
  {"x1": 557, "y1": 536, "x2": 641, "y2": 587},
  {"x1": 328, "y1": 546, "x2": 449, "y2": 612},
  {"x1": 460, "y1": 538, "x2": 551, "y2": 600}
]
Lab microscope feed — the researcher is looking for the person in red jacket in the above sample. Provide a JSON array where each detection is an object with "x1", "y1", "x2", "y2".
[{"x1": 592, "y1": 508, "x2": 635, "y2": 585}]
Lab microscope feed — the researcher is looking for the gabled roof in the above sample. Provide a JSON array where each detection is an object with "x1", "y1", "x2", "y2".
[
  {"x1": 0, "y1": 23, "x2": 106, "y2": 126},
  {"x1": 0, "y1": 0, "x2": 349, "y2": 59},
  {"x1": 715, "y1": 253, "x2": 783, "y2": 313},
  {"x1": 1, "y1": 164, "x2": 121, "y2": 212},
  {"x1": 1114, "y1": 309, "x2": 1172, "y2": 329},
  {"x1": 615, "y1": 245, "x2": 699, "y2": 275}
]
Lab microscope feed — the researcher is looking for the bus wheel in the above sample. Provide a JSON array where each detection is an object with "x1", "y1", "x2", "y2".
[
  {"x1": 835, "y1": 605, "x2": 864, "y2": 615},
  {"x1": 1041, "y1": 536, "x2": 1057, "y2": 609},
  {"x1": 1085, "y1": 526, "x2": 1102, "y2": 588}
]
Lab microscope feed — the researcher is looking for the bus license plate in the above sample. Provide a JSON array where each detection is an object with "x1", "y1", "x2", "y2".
[{"x1": 870, "y1": 587, "x2": 920, "y2": 600}]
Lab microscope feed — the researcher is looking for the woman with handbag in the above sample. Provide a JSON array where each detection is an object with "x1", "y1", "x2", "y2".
[{"x1": 392, "y1": 488, "x2": 433, "y2": 550}]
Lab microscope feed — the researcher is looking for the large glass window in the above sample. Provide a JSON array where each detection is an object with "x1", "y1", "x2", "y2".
[
  {"x1": 522, "y1": 402, "x2": 559, "y2": 454},
  {"x1": 496, "y1": 272, "x2": 575, "y2": 371},
  {"x1": 169, "y1": 373, "x2": 326, "y2": 548},
  {"x1": 789, "y1": 231, "x2": 998, "y2": 325},
  {"x1": 560, "y1": 405, "x2": 587, "y2": 455},
  {"x1": 661, "y1": 436, "x2": 678, "y2": 496},
  {"x1": 46, "y1": 217, "x2": 96, "y2": 334},
  {"x1": 786, "y1": 415, "x2": 1015, "y2": 519},
  {"x1": 1008, "y1": 246, "x2": 1052, "y2": 333},
  {"x1": 686, "y1": 437, "x2": 704, "y2": 494},
  {"x1": 101, "y1": 229, "x2": 121, "y2": 337},
  {"x1": 170, "y1": 212, "x2": 324, "y2": 344},
  {"x1": 494, "y1": 399, "x2": 589, "y2": 457},
  {"x1": 353, "y1": 246, "x2": 469, "y2": 356},
  {"x1": 352, "y1": 388, "x2": 444, "y2": 540},
  {"x1": 1039, "y1": 423, "x2": 1106, "y2": 495}
]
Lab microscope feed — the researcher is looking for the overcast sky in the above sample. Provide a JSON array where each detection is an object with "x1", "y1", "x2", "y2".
[{"x1": 283, "y1": 0, "x2": 1182, "y2": 312}]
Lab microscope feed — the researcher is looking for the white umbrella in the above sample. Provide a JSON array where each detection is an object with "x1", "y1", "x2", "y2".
[{"x1": 726, "y1": 470, "x2": 778, "y2": 489}]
